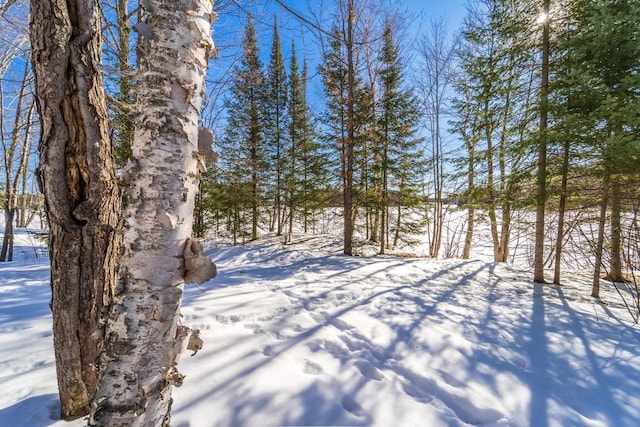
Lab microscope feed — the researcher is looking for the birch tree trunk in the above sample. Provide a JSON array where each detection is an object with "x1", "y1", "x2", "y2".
[
  {"x1": 30, "y1": 0, "x2": 121, "y2": 419},
  {"x1": 91, "y1": 1, "x2": 214, "y2": 425}
]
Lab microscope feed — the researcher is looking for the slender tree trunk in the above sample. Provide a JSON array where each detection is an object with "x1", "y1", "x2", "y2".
[
  {"x1": 488, "y1": 206, "x2": 501, "y2": 261},
  {"x1": 608, "y1": 176, "x2": 624, "y2": 282},
  {"x1": 484, "y1": 110, "x2": 501, "y2": 262},
  {"x1": 17, "y1": 101, "x2": 35, "y2": 228},
  {"x1": 1, "y1": 208, "x2": 15, "y2": 261},
  {"x1": 499, "y1": 203, "x2": 511, "y2": 262},
  {"x1": 553, "y1": 139, "x2": 570, "y2": 284},
  {"x1": 18, "y1": 138, "x2": 31, "y2": 228},
  {"x1": 534, "y1": 0, "x2": 550, "y2": 283},
  {"x1": 30, "y1": 0, "x2": 122, "y2": 419},
  {"x1": 394, "y1": 203, "x2": 401, "y2": 248},
  {"x1": 275, "y1": 144, "x2": 282, "y2": 234},
  {"x1": 462, "y1": 119, "x2": 476, "y2": 260},
  {"x1": 463, "y1": 206, "x2": 474, "y2": 259},
  {"x1": 91, "y1": 2, "x2": 214, "y2": 424},
  {"x1": 380, "y1": 144, "x2": 388, "y2": 255},
  {"x1": 430, "y1": 124, "x2": 443, "y2": 258},
  {"x1": 287, "y1": 133, "x2": 296, "y2": 242},
  {"x1": 251, "y1": 141, "x2": 259, "y2": 240},
  {"x1": 371, "y1": 209, "x2": 379, "y2": 243},
  {"x1": 343, "y1": 0, "x2": 355, "y2": 256},
  {"x1": 462, "y1": 144, "x2": 475, "y2": 259},
  {"x1": 592, "y1": 173, "x2": 610, "y2": 298},
  {"x1": 14, "y1": 102, "x2": 34, "y2": 230}
]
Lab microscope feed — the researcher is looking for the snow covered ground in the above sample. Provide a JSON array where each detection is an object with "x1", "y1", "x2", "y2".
[{"x1": 1, "y1": 227, "x2": 640, "y2": 426}]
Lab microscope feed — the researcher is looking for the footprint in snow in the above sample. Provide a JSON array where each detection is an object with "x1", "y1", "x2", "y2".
[
  {"x1": 403, "y1": 382, "x2": 434, "y2": 404},
  {"x1": 303, "y1": 359, "x2": 323, "y2": 375},
  {"x1": 251, "y1": 326, "x2": 289, "y2": 341},
  {"x1": 262, "y1": 345, "x2": 274, "y2": 357},
  {"x1": 213, "y1": 314, "x2": 230, "y2": 324},
  {"x1": 341, "y1": 396, "x2": 364, "y2": 417},
  {"x1": 355, "y1": 360, "x2": 383, "y2": 381}
]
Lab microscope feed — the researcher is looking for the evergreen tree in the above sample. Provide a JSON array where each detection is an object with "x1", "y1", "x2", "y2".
[
  {"x1": 319, "y1": 0, "x2": 362, "y2": 255},
  {"x1": 553, "y1": 0, "x2": 640, "y2": 295},
  {"x1": 221, "y1": 18, "x2": 265, "y2": 241},
  {"x1": 298, "y1": 59, "x2": 330, "y2": 233},
  {"x1": 319, "y1": 24, "x2": 350, "y2": 227},
  {"x1": 262, "y1": 17, "x2": 289, "y2": 235},
  {"x1": 286, "y1": 42, "x2": 303, "y2": 240},
  {"x1": 454, "y1": 0, "x2": 538, "y2": 263},
  {"x1": 376, "y1": 19, "x2": 425, "y2": 252},
  {"x1": 319, "y1": 18, "x2": 372, "y2": 252}
]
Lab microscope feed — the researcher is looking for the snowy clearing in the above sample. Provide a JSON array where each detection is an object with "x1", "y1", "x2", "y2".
[{"x1": 1, "y1": 229, "x2": 640, "y2": 426}]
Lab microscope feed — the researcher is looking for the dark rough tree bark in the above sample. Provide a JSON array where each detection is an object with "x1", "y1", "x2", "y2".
[
  {"x1": 90, "y1": 0, "x2": 216, "y2": 425},
  {"x1": 29, "y1": 0, "x2": 122, "y2": 420}
]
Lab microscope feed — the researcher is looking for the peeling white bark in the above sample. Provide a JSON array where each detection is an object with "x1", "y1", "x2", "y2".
[{"x1": 91, "y1": 1, "x2": 214, "y2": 425}]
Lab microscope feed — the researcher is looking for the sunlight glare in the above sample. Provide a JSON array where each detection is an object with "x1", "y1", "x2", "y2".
[{"x1": 537, "y1": 12, "x2": 548, "y2": 25}]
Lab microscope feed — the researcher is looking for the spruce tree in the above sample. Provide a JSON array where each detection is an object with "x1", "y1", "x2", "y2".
[
  {"x1": 262, "y1": 17, "x2": 289, "y2": 235},
  {"x1": 298, "y1": 59, "x2": 330, "y2": 233},
  {"x1": 221, "y1": 19, "x2": 265, "y2": 241},
  {"x1": 286, "y1": 42, "x2": 303, "y2": 240},
  {"x1": 319, "y1": 0, "x2": 361, "y2": 255},
  {"x1": 319, "y1": 24, "x2": 351, "y2": 240},
  {"x1": 376, "y1": 19, "x2": 425, "y2": 252}
]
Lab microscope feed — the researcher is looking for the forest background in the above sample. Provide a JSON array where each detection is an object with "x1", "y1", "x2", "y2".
[{"x1": 2, "y1": 0, "x2": 640, "y2": 308}]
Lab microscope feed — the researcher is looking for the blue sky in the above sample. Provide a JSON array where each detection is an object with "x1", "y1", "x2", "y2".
[
  {"x1": 205, "y1": 0, "x2": 471, "y2": 132},
  {"x1": 405, "y1": 0, "x2": 467, "y2": 28}
]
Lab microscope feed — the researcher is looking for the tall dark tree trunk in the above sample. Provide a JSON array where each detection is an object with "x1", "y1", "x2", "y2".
[
  {"x1": 534, "y1": 0, "x2": 550, "y2": 283},
  {"x1": 343, "y1": 0, "x2": 355, "y2": 256},
  {"x1": 30, "y1": 0, "x2": 122, "y2": 420}
]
